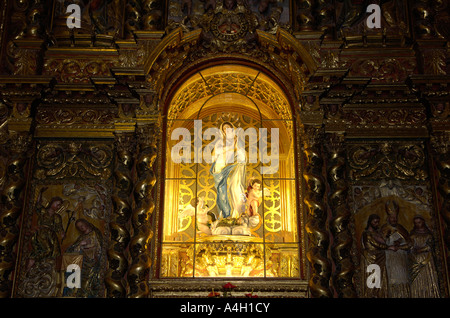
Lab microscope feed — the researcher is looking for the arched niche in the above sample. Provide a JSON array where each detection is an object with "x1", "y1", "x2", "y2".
[
  {"x1": 153, "y1": 63, "x2": 307, "y2": 293},
  {"x1": 139, "y1": 27, "x2": 318, "y2": 297}
]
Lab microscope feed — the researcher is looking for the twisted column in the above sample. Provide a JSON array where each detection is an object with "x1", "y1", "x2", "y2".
[
  {"x1": 302, "y1": 125, "x2": 333, "y2": 298},
  {"x1": 127, "y1": 123, "x2": 159, "y2": 298},
  {"x1": 141, "y1": 0, "x2": 164, "y2": 31},
  {"x1": 431, "y1": 132, "x2": 450, "y2": 287},
  {"x1": 296, "y1": 0, "x2": 316, "y2": 31},
  {"x1": 325, "y1": 133, "x2": 356, "y2": 298},
  {"x1": 124, "y1": 1, "x2": 141, "y2": 39},
  {"x1": 106, "y1": 133, "x2": 135, "y2": 297},
  {"x1": 0, "y1": 132, "x2": 31, "y2": 298}
]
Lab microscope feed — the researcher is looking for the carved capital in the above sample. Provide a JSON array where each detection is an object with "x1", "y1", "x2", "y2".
[{"x1": 300, "y1": 124, "x2": 324, "y2": 150}]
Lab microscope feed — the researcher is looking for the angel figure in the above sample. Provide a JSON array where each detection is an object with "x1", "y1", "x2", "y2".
[
  {"x1": 231, "y1": 178, "x2": 271, "y2": 235},
  {"x1": 26, "y1": 187, "x2": 68, "y2": 271},
  {"x1": 64, "y1": 218, "x2": 104, "y2": 298},
  {"x1": 179, "y1": 197, "x2": 217, "y2": 235},
  {"x1": 245, "y1": 178, "x2": 263, "y2": 217}
]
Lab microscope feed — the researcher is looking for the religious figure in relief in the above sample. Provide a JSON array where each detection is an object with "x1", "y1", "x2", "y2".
[
  {"x1": 63, "y1": 218, "x2": 103, "y2": 297},
  {"x1": 380, "y1": 200, "x2": 411, "y2": 297},
  {"x1": 360, "y1": 213, "x2": 392, "y2": 298},
  {"x1": 409, "y1": 215, "x2": 441, "y2": 298},
  {"x1": 26, "y1": 187, "x2": 66, "y2": 272},
  {"x1": 354, "y1": 182, "x2": 443, "y2": 298}
]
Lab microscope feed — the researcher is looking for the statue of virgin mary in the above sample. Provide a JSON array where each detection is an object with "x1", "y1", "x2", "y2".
[{"x1": 210, "y1": 121, "x2": 246, "y2": 222}]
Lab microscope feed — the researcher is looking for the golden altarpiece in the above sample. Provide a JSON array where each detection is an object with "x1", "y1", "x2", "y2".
[{"x1": 0, "y1": 0, "x2": 449, "y2": 298}]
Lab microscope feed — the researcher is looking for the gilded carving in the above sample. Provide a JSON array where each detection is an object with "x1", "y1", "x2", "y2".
[
  {"x1": 15, "y1": 181, "x2": 111, "y2": 298},
  {"x1": 43, "y1": 59, "x2": 115, "y2": 84},
  {"x1": 350, "y1": 183, "x2": 444, "y2": 298},
  {"x1": 430, "y1": 132, "x2": 450, "y2": 278},
  {"x1": 128, "y1": 122, "x2": 160, "y2": 297},
  {"x1": 0, "y1": 131, "x2": 32, "y2": 297},
  {"x1": 34, "y1": 142, "x2": 113, "y2": 180},
  {"x1": 348, "y1": 139, "x2": 446, "y2": 298},
  {"x1": 301, "y1": 125, "x2": 333, "y2": 298},
  {"x1": 166, "y1": 70, "x2": 293, "y2": 133},
  {"x1": 14, "y1": 140, "x2": 113, "y2": 298},
  {"x1": 6, "y1": 44, "x2": 42, "y2": 76},
  {"x1": 413, "y1": 0, "x2": 450, "y2": 40},
  {"x1": 36, "y1": 108, "x2": 117, "y2": 126},
  {"x1": 348, "y1": 142, "x2": 428, "y2": 181},
  {"x1": 423, "y1": 49, "x2": 447, "y2": 75},
  {"x1": 344, "y1": 109, "x2": 427, "y2": 128},
  {"x1": 349, "y1": 58, "x2": 416, "y2": 83},
  {"x1": 106, "y1": 133, "x2": 135, "y2": 297},
  {"x1": 167, "y1": 0, "x2": 289, "y2": 34},
  {"x1": 325, "y1": 133, "x2": 356, "y2": 297},
  {"x1": 0, "y1": 101, "x2": 8, "y2": 144}
]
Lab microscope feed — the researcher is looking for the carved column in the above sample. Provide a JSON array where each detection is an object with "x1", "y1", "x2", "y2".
[
  {"x1": 325, "y1": 133, "x2": 356, "y2": 298},
  {"x1": 296, "y1": 0, "x2": 316, "y2": 31},
  {"x1": 412, "y1": 0, "x2": 435, "y2": 39},
  {"x1": 141, "y1": 0, "x2": 164, "y2": 31},
  {"x1": 124, "y1": 1, "x2": 141, "y2": 39},
  {"x1": 316, "y1": 0, "x2": 335, "y2": 38},
  {"x1": 106, "y1": 133, "x2": 135, "y2": 297},
  {"x1": 431, "y1": 132, "x2": 450, "y2": 291},
  {"x1": 128, "y1": 122, "x2": 159, "y2": 298},
  {"x1": 0, "y1": 131, "x2": 32, "y2": 298},
  {"x1": 301, "y1": 125, "x2": 333, "y2": 298}
]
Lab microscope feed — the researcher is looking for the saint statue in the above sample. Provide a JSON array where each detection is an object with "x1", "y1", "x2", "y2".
[
  {"x1": 409, "y1": 215, "x2": 440, "y2": 298},
  {"x1": 208, "y1": 121, "x2": 268, "y2": 236},
  {"x1": 380, "y1": 200, "x2": 411, "y2": 297}
]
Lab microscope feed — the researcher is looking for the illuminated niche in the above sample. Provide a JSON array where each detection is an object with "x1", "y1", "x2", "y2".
[{"x1": 161, "y1": 65, "x2": 300, "y2": 278}]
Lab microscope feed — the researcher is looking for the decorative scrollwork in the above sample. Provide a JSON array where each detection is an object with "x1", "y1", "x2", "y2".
[
  {"x1": 348, "y1": 142, "x2": 428, "y2": 181},
  {"x1": 34, "y1": 142, "x2": 113, "y2": 180}
]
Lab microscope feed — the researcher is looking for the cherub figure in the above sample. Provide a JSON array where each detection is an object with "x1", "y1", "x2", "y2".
[
  {"x1": 245, "y1": 178, "x2": 263, "y2": 217},
  {"x1": 179, "y1": 197, "x2": 216, "y2": 235},
  {"x1": 233, "y1": 178, "x2": 271, "y2": 234}
]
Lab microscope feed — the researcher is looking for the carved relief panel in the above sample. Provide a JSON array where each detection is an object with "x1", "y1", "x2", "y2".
[
  {"x1": 13, "y1": 140, "x2": 114, "y2": 298},
  {"x1": 347, "y1": 140, "x2": 447, "y2": 298}
]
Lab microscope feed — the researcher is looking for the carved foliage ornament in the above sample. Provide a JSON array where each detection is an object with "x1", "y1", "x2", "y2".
[
  {"x1": 348, "y1": 142, "x2": 427, "y2": 181},
  {"x1": 43, "y1": 59, "x2": 116, "y2": 84},
  {"x1": 34, "y1": 142, "x2": 113, "y2": 180}
]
